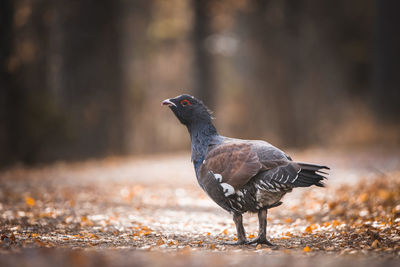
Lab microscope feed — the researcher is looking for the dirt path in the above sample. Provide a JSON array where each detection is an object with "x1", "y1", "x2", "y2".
[{"x1": 1, "y1": 149, "x2": 399, "y2": 266}]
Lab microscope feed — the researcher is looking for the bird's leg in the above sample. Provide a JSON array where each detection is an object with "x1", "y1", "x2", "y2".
[
  {"x1": 223, "y1": 213, "x2": 247, "y2": 245},
  {"x1": 247, "y1": 209, "x2": 275, "y2": 246}
]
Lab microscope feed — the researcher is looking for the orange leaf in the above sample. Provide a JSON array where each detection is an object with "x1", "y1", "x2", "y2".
[
  {"x1": 303, "y1": 246, "x2": 311, "y2": 252},
  {"x1": 305, "y1": 226, "x2": 313, "y2": 233},
  {"x1": 322, "y1": 222, "x2": 331, "y2": 227},
  {"x1": 359, "y1": 193, "x2": 368, "y2": 203},
  {"x1": 25, "y1": 197, "x2": 35, "y2": 206},
  {"x1": 285, "y1": 232, "x2": 293, "y2": 237},
  {"x1": 284, "y1": 218, "x2": 292, "y2": 223},
  {"x1": 248, "y1": 234, "x2": 255, "y2": 239},
  {"x1": 142, "y1": 231, "x2": 151, "y2": 236},
  {"x1": 222, "y1": 229, "x2": 228, "y2": 235}
]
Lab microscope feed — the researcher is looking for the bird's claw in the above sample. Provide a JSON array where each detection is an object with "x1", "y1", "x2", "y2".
[
  {"x1": 222, "y1": 239, "x2": 247, "y2": 245},
  {"x1": 246, "y1": 237, "x2": 275, "y2": 246}
]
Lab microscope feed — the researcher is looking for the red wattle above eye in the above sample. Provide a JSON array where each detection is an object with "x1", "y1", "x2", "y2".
[{"x1": 180, "y1": 100, "x2": 192, "y2": 106}]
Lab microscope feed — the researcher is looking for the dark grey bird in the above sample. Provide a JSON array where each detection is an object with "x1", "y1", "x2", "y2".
[{"x1": 162, "y1": 94, "x2": 329, "y2": 245}]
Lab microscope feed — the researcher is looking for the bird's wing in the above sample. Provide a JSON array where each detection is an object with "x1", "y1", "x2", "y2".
[
  {"x1": 202, "y1": 142, "x2": 263, "y2": 190},
  {"x1": 201, "y1": 139, "x2": 328, "y2": 191}
]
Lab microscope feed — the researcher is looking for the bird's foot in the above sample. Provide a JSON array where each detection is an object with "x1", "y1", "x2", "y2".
[
  {"x1": 222, "y1": 239, "x2": 247, "y2": 245},
  {"x1": 246, "y1": 236, "x2": 275, "y2": 246}
]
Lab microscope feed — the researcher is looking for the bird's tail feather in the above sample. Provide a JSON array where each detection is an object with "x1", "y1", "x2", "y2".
[{"x1": 293, "y1": 162, "x2": 329, "y2": 187}]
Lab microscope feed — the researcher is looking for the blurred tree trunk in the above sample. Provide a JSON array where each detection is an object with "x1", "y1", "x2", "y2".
[
  {"x1": 0, "y1": 0, "x2": 126, "y2": 165},
  {"x1": 0, "y1": 0, "x2": 16, "y2": 164},
  {"x1": 59, "y1": 0, "x2": 125, "y2": 159},
  {"x1": 235, "y1": 0, "x2": 347, "y2": 147},
  {"x1": 1, "y1": 0, "x2": 53, "y2": 164},
  {"x1": 373, "y1": 0, "x2": 400, "y2": 122},
  {"x1": 192, "y1": 0, "x2": 216, "y2": 108},
  {"x1": 237, "y1": 0, "x2": 302, "y2": 147}
]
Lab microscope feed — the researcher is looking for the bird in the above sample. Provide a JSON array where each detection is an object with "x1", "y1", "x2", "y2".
[{"x1": 162, "y1": 94, "x2": 329, "y2": 245}]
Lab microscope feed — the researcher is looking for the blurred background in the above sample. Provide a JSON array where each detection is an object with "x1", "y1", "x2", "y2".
[{"x1": 1, "y1": 0, "x2": 399, "y2": 166}]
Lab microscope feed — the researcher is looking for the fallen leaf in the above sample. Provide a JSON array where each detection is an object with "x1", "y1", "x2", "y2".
[
  {"x1": 10, "y1": 233, "x2": 16, "y2": 242},
  {"x1": 25, "y1": 197, "x2": 35, "y2": 206},
  {"x1": 285, "y1": 232, "x2": 293, "y2": 237},
  {"x1": 371, "y1": 239, "x2": 380, "y2": 249},
  {"x1": 303, "y1": 246, "x2": 311, "y2": 252},
  {"x1": 359, "y1": 193, "x2": 369, "y2": 203},
  {"x1": 284, "y1": 218, "x2": 292, "y2": 223}
]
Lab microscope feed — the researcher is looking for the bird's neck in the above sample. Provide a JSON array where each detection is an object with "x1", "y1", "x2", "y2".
[{"x1": 187, "y1": 120, "x2": 218, "y2": 165}]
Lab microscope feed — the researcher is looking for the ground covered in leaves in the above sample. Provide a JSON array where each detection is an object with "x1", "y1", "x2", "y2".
[{"x1": 1, "y1": 149, "x2": 400, "y2": 266}]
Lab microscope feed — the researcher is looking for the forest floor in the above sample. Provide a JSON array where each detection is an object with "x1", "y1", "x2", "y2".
[{"x1": 1, "y1": 148, "x2": 400, "y2": 267}]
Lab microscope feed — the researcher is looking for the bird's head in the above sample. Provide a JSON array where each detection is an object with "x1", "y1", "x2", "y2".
[{"x1": 162, "y1": 94, "x2": 213, "y2": 126}]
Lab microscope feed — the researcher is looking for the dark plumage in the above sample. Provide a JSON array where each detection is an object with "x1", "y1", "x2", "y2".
[{"x1": 162, "y1": 94, "x2": 329, "y2": 245}]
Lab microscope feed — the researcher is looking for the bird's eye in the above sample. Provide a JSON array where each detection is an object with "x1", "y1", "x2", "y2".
[{"x1": 180, "y1": 99, "x2": 192, "y2": 107}]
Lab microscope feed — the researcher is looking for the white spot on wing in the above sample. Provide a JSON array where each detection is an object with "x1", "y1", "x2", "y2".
[
  {"x1": 220, "y1": 183, "x2": 235, "y2": 196},
  {"x1": 214, "y1": 173, "x2": 222, "y2": 182}
]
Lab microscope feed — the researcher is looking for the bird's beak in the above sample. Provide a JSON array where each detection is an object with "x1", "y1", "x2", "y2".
[{"x1": 162, "y1": 99, "x2": 177, "y2": 107}]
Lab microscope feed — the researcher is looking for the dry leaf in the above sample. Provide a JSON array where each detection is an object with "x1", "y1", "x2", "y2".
[
  {"x1": 25, "y1": 196, "x2": 35, "y2": 206},
  {"x1": 142, "y1": 231, "x2": 151, "y2": 236},
  {"x1": 156, "y1": 239, "x2": 165, "y2": 246},
  {"x1": 359, "y1": 193, "x2": 368, "y2": 202},
  {"x1": 10, "y1": 233, "x2": 16, "y2": 242},
  {"x1": 371, "y1": 239, "x2": 380, "y2": 249}
]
